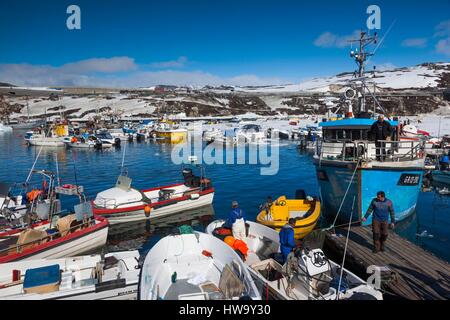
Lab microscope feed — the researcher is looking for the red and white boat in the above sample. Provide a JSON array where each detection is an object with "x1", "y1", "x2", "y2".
[
  {"x1": 0, "y1": 213, "x2": 108, "y2": 264},
  {"x1": 92, "y1": 168, "x2": 215, "y2": 224}
]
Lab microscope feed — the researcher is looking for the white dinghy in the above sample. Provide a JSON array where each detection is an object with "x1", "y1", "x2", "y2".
[
  {"x1": 139, "y1": 231, "x2": 261, "y2": 300},
  {"x1": 0, "y1": 250, "x2": 140, "y2": 300},
  {"x1": 206, "y1": 220, "x2": 383, "y2": 300}
]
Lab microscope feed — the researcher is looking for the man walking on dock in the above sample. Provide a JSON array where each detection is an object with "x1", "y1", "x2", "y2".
[
  {"x1": 362, "y1": 191, "x2": 395, "y2": 253},
  {"x1": 370, "y1": 115, "x2": 392, "y2": 161}
]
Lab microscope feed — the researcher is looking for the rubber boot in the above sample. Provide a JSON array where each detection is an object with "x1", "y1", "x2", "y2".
[{"x1": 373, "y1": 234, "x2": 381, "y2": 253}]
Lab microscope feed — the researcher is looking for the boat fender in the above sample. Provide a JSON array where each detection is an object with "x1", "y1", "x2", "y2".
[
  {"x1": 190, "y1": 193, "x2": 200, "y2": 200},
  {"x1": 144, "y1": 205, "x2": 151, "y2": 217}
]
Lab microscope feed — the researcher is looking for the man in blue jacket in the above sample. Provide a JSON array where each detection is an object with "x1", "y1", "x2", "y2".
[
  {"x1": 224, "y1": 201, "x2": 246, "y2": 240},
  {"x1": 362, "y1": 191, "x2": 395, "y2": 253},
  {"x1": 279, "y1": 218, "x2": 297, "y2": 264}
]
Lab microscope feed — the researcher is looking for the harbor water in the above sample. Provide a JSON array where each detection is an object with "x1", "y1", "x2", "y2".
[{"x1": 1, "y1": 131, "x2": 449, "y2": 262}]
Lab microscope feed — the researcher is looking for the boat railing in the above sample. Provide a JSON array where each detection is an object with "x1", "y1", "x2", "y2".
[{"x1": 319, "y1": 140, "x2": 423, "y2": 163}]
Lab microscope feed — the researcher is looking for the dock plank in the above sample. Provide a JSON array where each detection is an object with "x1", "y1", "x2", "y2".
[{"x1": 323, "y1": 226, "x2": 450, "y2": 300}]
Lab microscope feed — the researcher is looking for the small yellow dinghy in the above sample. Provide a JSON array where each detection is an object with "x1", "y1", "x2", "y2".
[{"x1": 256, "y1": 193, "x2": 321, "y2": 239}]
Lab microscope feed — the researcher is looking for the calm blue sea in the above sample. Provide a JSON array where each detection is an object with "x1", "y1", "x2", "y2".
[{"x1": 1, "y1": 131, "x2": 449, "y2": 262}]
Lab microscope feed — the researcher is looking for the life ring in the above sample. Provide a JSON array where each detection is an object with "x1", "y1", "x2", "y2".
[{"x1": 71, "y1": 137, "x2": 78, "y2": 143}]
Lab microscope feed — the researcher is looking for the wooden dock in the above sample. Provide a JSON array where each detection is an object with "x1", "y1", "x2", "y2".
[{"x1": 323, "y1": 226, "x2": 450, "y2": 300}]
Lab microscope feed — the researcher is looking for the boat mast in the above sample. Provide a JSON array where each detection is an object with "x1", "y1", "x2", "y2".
[{"x1": 348, "y1": 31, "x2": 378, "y2": 115}]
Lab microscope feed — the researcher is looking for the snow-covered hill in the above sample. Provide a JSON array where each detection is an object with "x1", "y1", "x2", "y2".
[
  {"x1": 218, "y1": 62, "x2": 450, "y2": 93},
  {"x1": 1, "y1": 62, "x2": 449, "y2": 121}
]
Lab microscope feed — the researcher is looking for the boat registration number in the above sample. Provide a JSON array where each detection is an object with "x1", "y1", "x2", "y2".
[{"x1": 397, "y1": 174, "x2": 421, "y2": 186}]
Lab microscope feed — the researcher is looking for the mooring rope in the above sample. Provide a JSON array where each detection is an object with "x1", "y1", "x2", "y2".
[
  {"x1": 25, "y1": 125, "x2": 53, "y2": 184},
  {"x1": 322, "y1": 158, "x2": 360, "y2": 231},
  {"x1": 336, "y1": 196, "x2": 356, "y2": 300}
]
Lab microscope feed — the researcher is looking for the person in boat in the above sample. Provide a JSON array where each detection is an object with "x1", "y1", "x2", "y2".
[
  {"x1": 279, "y1": 218, "x2": 297, "y2": 264},
  {"x1": 224, "y1": 201, "x2": 246, "y2": 241},
  {"x1": 307, "y1": 129, "x2": 312, "y2": 142},
  {"x1": 362, "y1": 191, "x2": 395, "y2": 253},
  {"x1": 259, "y1": 196, "x2": 273, "y2": 213},
  {"x1": 370, "y1": 115, "x2": 392, "y2": 161},
  {"x1": 439, "y1": 152, "x2": 449, "y2": 171}
]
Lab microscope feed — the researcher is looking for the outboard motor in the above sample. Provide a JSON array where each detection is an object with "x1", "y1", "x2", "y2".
[
  {"x1": 182, "y1": 168, "x2": 193, "y2": 186},
  {"x1": 94, "y1": 140, "x2": 103, "y2": 150},
  {"x1": 295, "y1": 189, "x2": 306, "y2": 200},
  {"x1": 114, "y1": 138, "x2": 121, "y2": 147}
]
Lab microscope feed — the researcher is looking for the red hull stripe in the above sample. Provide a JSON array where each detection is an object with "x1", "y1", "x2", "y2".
[
  {"x1": 0, "y1": 217, "x2": 109, "y2": 263},
  {"x1": 93, "y1": 187, "x2": 214, "y2": 216}
]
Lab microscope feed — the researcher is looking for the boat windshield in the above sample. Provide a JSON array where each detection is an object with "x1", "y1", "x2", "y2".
[{"x1": 97, "y1": 133, "x2": 113, "y2": 139}]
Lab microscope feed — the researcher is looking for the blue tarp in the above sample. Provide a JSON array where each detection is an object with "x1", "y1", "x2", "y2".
[{"x1": 24, "y1": 264, "x2": 60, "y2": 289}]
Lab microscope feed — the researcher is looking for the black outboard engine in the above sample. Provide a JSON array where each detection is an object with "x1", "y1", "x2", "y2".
[
  {"x1": 94, "y1": 140, "x2": 103, "y2": 150},
  {"x1": 182, "y1": 168, "x2": 194, "y2": 187},
  {"x1": 114, "y1": 138, "x2": 121, "y2": 147},
  {"x1": 295, "y1": 189, "x2": 306, "y2": 200}
]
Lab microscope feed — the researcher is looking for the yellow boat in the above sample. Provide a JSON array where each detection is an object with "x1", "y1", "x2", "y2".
[
  {"x1": 154, "y1": 120, "x2": 188, "y2": 144},
  {"x1": 256, "y1": 195, "x2": 321, "y2": 239},
  {"x1": 154, "y1": 128, "x2": 188, "y2": 143}
]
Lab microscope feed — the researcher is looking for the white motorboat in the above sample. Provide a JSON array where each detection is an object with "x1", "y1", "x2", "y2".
[
  {"x1": 206, "y1": 220, "x2": 383, "y2": 300},
  {"x1": 93, "y1": 168, "x2": 214, "y2": 224},
  {"x1": 139, "y1": 231, "x2": 261, "y2": 300},
  {"x1": 0, "y1": 250, "x2": 140, "y2": 300},
  {"x1": 62, "y1": 135, "x2": 111, "y2": 149},
  {"x1": 0, "y1": 123, "x2": 13, "y2": 133},
  {"x1": 0, "y1": 194, "x2": 109, "y2": 264},
  {"x1": 95, "y1": 130, "x2": 121, "y2": 147},
  {"x1": 203, "y1": 128, "x2": 238, "y2": 145},
  {"x1": 24, "y1": 132, "x2": 65, "y2": 147}
]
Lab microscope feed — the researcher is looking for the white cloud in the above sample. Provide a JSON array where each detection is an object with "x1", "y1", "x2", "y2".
[
  {"x1": 401, "y1": 38, "x2": 428, "y2": 48},
  {"x1": 313, "y1": 30, "x2": 360, "y2": 48},
  {"x1": 150, "y1": 56, "x2": 188, "y2": 68},
  {"x1": 433, "y1": 20, "x2": 450, "y2": 57},
  {"x1": 436, "y1": 38, "x2": 450, "y2": 57},
  {"x1": 434, "y1": 20, "x2": 450, "y2": 38},
  {"x1": 0, "y1": 59, "x2": 286, "y2": 87},
  {"x1": 60, "y1": 57, "x2": 137, "y2": 73}
]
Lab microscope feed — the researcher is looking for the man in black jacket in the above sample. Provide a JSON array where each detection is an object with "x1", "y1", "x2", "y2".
[{"x1": 370, "y1": 115, "x2": 392, "y2": 161}]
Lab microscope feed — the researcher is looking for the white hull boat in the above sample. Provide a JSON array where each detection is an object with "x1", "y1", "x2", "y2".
[
  {"x1": 0, "y1": 123, "x2": 13, "y2": 133},
  {"x1": 0, "y1": 215, "x2": 109, "y2": 263},
  {"x1": 139, "y1": 232, "x2": 261, "y2": 300},
  {"x1": 0, "y1": 250, "x2": 140, "y2": 300},
  {"x1": 206, "y1": 220, "x2": 383, "y2": 300},
  {"x1": 93, "y1": 170, "x2": 215, "y2": 224}
]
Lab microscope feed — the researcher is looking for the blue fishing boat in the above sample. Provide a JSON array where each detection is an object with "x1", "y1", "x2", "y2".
[{"x1": 313, "y1": 32, "x2": 425, "y2": 226}]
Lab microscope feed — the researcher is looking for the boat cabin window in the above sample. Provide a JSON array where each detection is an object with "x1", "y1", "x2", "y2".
[{"x1": 323, "y1": 128, "x2": 369, "y2": 142}]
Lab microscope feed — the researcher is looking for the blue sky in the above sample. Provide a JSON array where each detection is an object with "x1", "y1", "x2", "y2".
[{"x1": 0, "y1": 0, "x2": 449, "y2": 87}]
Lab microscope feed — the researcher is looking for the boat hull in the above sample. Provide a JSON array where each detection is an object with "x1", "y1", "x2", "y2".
[
  {"x1": 0, "y1": 220, "x2": 109, "y2": 263},
  {"x1": 432, "y1": 171, "x2": 450, "y2": 186},
  {"x1": 94, "y1": 191, "x2": 214, "y2": 224},
  {"x1": 27, "y1": 138, "x2": 66, "y2": 147},
  {"x1": 315, "y1": 160, "x2": 423, "y2": 226},
  {"x1": 154, "y1": 130, "x2": 187, "y2": 144}
]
